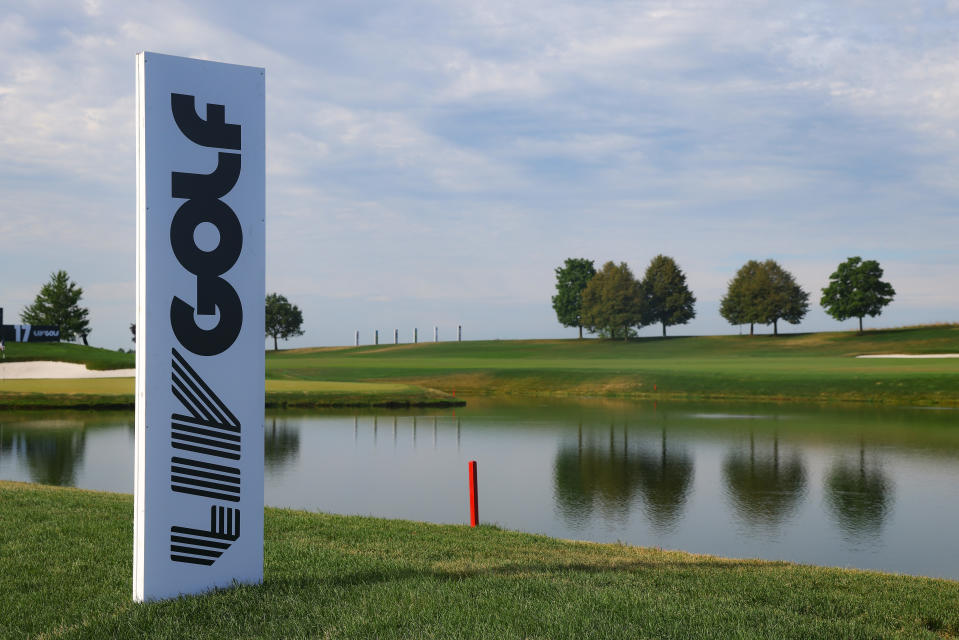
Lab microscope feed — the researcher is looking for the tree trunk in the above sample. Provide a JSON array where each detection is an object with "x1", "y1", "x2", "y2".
[
  {"x1": 623, "y1": 325, "x2": 628, "y2": 342},
  {"x1": 773, "y1": 319, "x2": 778, "y2": 336},
  {"x1": 858, "y1": 316, "x2": 863, "y2": 334},
  {"x1": 749, "y1": 323, "x2": 754, "y2": 336},
  {"x1": 273, "y1": 334, "x2": 278, "y2": 351},
  {"x1": 578, "y1": 325, "x2": 583, "y2": 339},
  {"x1": 81, "y1": 334, "x2": 88, "y2": 346},
  {"x1": 662, "y1": 322, "x2": 666, "y2": 337}
]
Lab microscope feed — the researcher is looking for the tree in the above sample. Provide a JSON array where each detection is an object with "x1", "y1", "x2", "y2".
[
  {"x1": 757, "y1": 260, "x2": 809, "y2": 335},
  {"x1": 820, "y1": 257, "x2": 895, "y2": 334},
  {"x1": 720, "y1": 260, "x2": 808, "y2": 335},
  {"x1": 265, "y1": 293, "x2": 304, "y2": 351},
  {"x1": 641, "y1": 255, "x2": 695, "y2": 337},
  {"x1": 552, "y1": 258, "x2": 597, "y2": 338},
  {"x1": 20, "y1": 270, "x2": 90, "y2": 344},
  {"x1": 581, "y1": 261, "x2": 645, "y2": 341},
  {"x1": 719, "y1": 260, "x2": 765, "y2": 335}
]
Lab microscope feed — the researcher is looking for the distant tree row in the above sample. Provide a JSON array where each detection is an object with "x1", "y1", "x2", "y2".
[
  {"x1": 553, "y1": 256, "x2": 895, "y2": 338},
  {"x1": 552, "y1": 255, "x2": 696, "y2": 341}
]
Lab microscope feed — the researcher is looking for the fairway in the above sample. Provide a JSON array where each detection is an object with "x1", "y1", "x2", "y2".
[
  {"x1": 265, "y1": 326, "x2": 959, "y2": 405},
  {"x1": 3, "y1": 325, "x2": 959, "y2": 407}
]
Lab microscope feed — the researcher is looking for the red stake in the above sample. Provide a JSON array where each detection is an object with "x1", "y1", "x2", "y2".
[{"x1": 468, "y1": 460, "x2": 479, "y2": 527}]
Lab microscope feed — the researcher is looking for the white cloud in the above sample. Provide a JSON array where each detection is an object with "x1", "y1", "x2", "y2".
[{"x1": 2, "y1": 1, "x2": 958, "y2": 348}]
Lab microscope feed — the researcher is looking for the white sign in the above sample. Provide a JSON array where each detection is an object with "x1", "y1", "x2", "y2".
[{"x1": 134, "y1": 52, "x2": 265, "y2": 602}]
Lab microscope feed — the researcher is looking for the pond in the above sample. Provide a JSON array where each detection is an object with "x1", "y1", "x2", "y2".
[{"x1": 2, "y1": 398, "x2": 959, "y2": 580}]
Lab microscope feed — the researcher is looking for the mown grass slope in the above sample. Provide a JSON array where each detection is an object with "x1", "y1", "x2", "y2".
[
  {"x1": 1, "y1": 342, "x2": 134, "y2": 370},
  {"x1": 0, "y1": 378, "x2": 460, "y2": 409},
  {"x1": 266, "y1": 325, "x2": 959, "y2": 405},
  {"x1": 2, "y1": 481, "x2": 958, "y2": 640},
  {"x1": 6, "y1": 325, "x2": 959, "y2": 406}
]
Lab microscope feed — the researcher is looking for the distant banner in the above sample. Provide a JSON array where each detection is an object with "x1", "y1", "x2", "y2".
[{"x1": 0, "y1": 325, "x2": 60, "y2": 342}]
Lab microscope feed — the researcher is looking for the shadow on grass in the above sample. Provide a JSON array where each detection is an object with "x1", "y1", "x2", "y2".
[{"x1": 267, "y1": 556, "x2": 770, "y2": 592}]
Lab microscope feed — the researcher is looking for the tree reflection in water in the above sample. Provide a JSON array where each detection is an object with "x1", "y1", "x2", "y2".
[
  {"x1": 0, "y1": 420, "x2": 87, "y2": 486},
  {"x1": 722, "y1": 433, "x2": 806, "y2": 531},
  {"x1": 554, "y1": 423, "x2": 693, "y2": 532},
  {"x1": 635, "y1": 429, "x2": 694, "y2": 532},
  {"x1": 265, "y1": 416, "x2": 301, "y2": 472},
  {"x1": 824, "y1": 442, "x2": 893, "y2": 541}
]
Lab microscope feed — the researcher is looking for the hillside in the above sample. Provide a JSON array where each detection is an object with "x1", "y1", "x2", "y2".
[
  {"x1": 266, "y1": 325, "x2": 959, "y2": 405},
  {"x1": 4, "y1": 325, "x2": 959, "y2": 406}
]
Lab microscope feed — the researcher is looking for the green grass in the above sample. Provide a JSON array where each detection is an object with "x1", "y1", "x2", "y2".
[
  {"x1": 0, "y1": 378, "x2": 461, "y2": 409},
  {"x1": 0, "y1": 342, "x2": 134, "y2": 370},
  {"x1": 265, "y1": 325, "x2": 959, "y2": 405},
  {"x1": 2, "y1": 481, "x2": 958, "y2": 639},
  {"x1": 263, "y1": 379, "x2": 462, "y2": 408},
  {"x1": 7, "y1": 325, "x2": 959, "y2": 407},
  {"x1": 0, "y1": 380, "x2": 135, "y2": 409}
]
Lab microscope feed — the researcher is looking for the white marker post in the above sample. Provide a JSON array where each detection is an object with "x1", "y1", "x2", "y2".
[
  {"x1": 354, "y1": 330, "x2": 359, "y2": 347},
  {"x1": 134, "y1": 52, "x2": 265, "y2": 602},
  {"x1": 393, "y1": 329, "x2": 398, "y2": 344},
  {"x1": 457, "y1": 325, "x2": 462, "y2": 342},
  {"x1": 434, "y1": 326, "x2": 438, "y2": 343}
]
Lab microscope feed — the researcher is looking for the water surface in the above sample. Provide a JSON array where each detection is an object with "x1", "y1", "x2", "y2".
[{"x1": 2, "y1": 399, "x2": 958, "y2": 580}]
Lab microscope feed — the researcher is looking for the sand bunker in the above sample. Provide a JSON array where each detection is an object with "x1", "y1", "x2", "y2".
[
  {"x1": 856, "y1": 354, "x2": 959, "y2": 359},
  {"x1": 0, "y1": 361, "x2": 136, "y2": 380}
]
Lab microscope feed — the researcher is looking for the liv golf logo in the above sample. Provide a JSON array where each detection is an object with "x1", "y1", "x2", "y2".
[
  {"x1": 135, "y1": 52, "x2": 264, "y2": 602},
  {"x1": 167, "y1": 93, "x2": 244, "y2": 566}
]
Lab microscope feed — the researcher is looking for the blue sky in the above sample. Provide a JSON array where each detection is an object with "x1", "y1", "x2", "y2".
[{"x1": 2, "y1": 1, "x2": 958, "y2": 350}]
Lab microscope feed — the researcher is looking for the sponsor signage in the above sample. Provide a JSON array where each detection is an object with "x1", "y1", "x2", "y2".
[
  {"x1": 0, "y1": 325, "x2": 60, "y2": 342},
  {"x1": 134, "y1": 52, "x2": 265, "y2": 602}
]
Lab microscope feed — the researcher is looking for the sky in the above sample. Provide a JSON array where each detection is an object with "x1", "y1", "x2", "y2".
[{"x1": 1, "y1": 0, "x2": 958, "y2": 350}]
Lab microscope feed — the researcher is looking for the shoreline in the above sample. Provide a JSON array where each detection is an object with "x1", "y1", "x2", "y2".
[
  {"x1": 1, "y1": 387, "x2": 955, "y2": 410},
  {"x1": 0, "y1": 368, "x2": 465, "y2": 410}
]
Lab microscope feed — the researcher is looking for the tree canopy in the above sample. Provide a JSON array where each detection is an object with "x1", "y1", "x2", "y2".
[
  {"x1": 719, "y1": 260, "x2": 766, "y2": 335},
  {"x1": 720, "y1": 259, "x2": 808, "y2": 335},
  {"x1": 759, "y1": 260, "x2": 809, "y2": 335},
  {"x1": 820, "y1": 257, "x2": 895, "y2": 333},
  {"x1": 265, "y1": 293, "x2": 304, "y2": 351},
  {"x1": 552, "y1": 258, "x2": 597, "y2": 338},
  {"x1": 20, "y1": 270, "x2": 90, "y2": 343},
  {"x1": 641, "y1": 255, "x2": 695, "y2": 337},
  {"x1": 762, "y1": 261, "x2": 809, "y2": 335},
  {"x1": 581, "y1": 261, "x2": 645, "y2": 341}
]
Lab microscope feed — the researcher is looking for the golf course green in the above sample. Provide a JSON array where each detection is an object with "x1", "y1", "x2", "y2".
[
  {"x1": 3, "y1": 324, "x2": 959, "y2": 407},
  {"x1": 265, "y1": 324, "x2": 959, "y2": 405}
]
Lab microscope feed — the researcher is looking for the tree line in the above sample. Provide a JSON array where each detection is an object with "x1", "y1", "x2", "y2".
[
  {"x1": 12, "y1": 270, "x2": 306, "y2": 351},
  {"x1": 553, "y1": 256, "x2": 895, "y2": 339}
]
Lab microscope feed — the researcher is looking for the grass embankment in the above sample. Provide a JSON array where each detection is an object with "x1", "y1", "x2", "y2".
[
  {"x1": 5, "y1": 325, "x2": 959, "y2": 407},
  {"x1": 267, "y1": 325, "x2": 959, "y2": 406},
  {"x1": 3, "y1": 482, "x2": 958, "y2": 640},
  {"x1": 1, "y1": 342, "x2": 134, "y2": 370},
  {"x1": 0, "y1": 378, "x2": 460, "y2": 410},
  {"x1": 0, "y1": 344, "x2": 460, "y2": 409}
]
